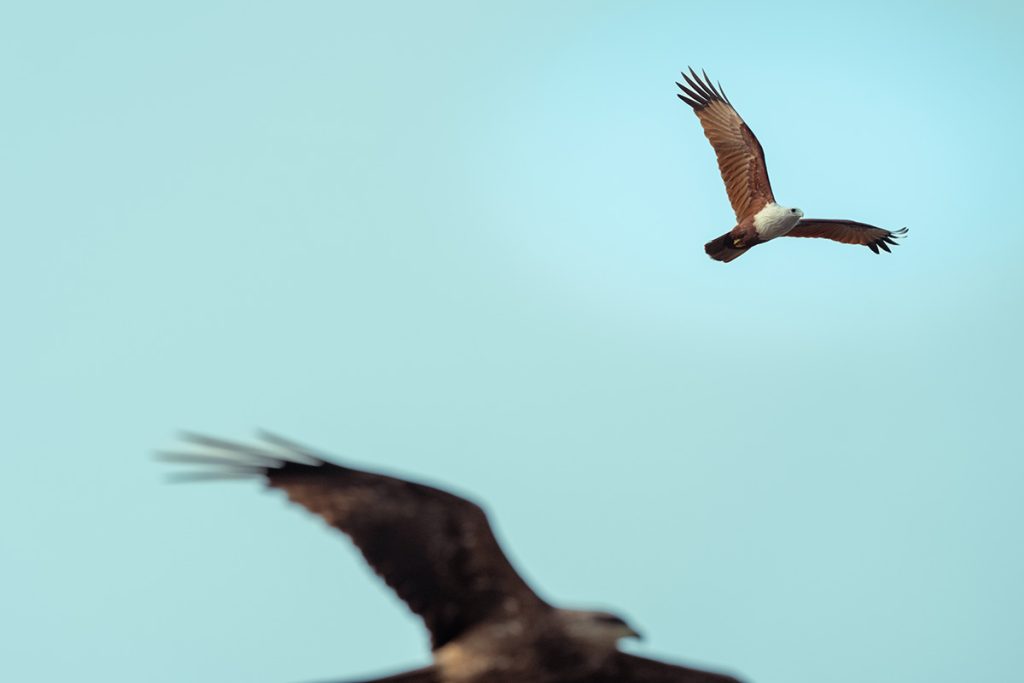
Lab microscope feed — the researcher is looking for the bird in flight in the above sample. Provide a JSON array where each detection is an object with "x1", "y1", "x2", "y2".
[
  {"x1": 676, "y1": 68, "x2": 908, "y2": 263},
  {"x1": 161, "y1": 432, "x2": 744, "y2": 683}
]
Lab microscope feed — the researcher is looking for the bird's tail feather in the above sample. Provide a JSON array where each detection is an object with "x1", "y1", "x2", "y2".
[
  {"x1": 704, "y1": 232, "x2": 748, "y2": 263},
  {"x1": 334, "y1": 667, "x2": 439, "y2": 683}
]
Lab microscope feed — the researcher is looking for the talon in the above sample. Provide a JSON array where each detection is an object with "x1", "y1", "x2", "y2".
[{"x1": 732, "y1": 238, "x2": 744, "y2": 248}]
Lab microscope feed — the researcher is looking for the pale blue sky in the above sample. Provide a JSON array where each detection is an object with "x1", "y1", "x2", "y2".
[{"x1": 2, "y1": 2, "x2": 1022, "y2": 682}]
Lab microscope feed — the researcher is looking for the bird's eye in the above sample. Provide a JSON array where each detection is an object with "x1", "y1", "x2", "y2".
[{"x1": 791, "y1": 209, "x2": 797, "y2": 213}]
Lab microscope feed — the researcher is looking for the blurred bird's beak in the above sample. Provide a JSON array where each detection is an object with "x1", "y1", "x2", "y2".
[{"x1": 626, "y1": 626, "x2": 644, "y2": 640}]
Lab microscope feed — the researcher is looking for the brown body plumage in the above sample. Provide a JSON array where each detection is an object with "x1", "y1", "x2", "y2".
[{"x1": 162, "y1": 432, "x2": 743, "y2": 683}]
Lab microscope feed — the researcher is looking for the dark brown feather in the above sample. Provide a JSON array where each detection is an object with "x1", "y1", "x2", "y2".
[
  {"x1": 676, "y1": 68, "x2": 774, "y2": 222},
  {"x1": 169, "y1": 433, "x2": 549, "y2": 650},
  {"x1": 786, "y1": 219, "x2": 909, "y2": 253},
  {"x1": 703, "y1": 230, "x2": 751, "y2": 263},
  {"x1": 341, "y1": 666, "x2": 439, "y2": 683},
  {"x1": 584, "y1": 652, "x2": 744, "y2": 683}
]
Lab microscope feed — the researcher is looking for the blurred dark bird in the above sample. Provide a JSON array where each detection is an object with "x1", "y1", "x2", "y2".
[
  {"x1": 161, "y1": 432, "x2": 744, "y2": 683},
  {"x1": 676, "y1": 67, "x2": 908, "y2": 262}
]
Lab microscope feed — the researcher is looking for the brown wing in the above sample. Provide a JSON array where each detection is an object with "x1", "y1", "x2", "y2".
[
  {"x1": 160, "y1": 432, "x2": 550, "y2": 649},
  {"x1": 787, "y1": 219, "x2": 909, "y2": 254},
  {"x1": 676, "y1": 68, "x2": 774, "y2": 222},
  {"x1": 584, "y1": 652, "x2": 744, "y2": 683}
]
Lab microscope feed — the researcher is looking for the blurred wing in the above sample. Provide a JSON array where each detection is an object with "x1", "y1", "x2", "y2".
[
  {"x1": 787, "y1": 219, "x2": 909, "y2": 254},
  {"x1": 676, "y1": 68, "x2": 774, "y2": 222},
  {"x1": 587, "y1": 652, "x2": 744, "y2": 683},
  {"x1": 161, "y1": 432, "x2": 549, "y2": 649}
]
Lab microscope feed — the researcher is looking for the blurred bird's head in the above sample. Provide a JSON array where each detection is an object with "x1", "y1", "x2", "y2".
[{"x1": 561, "y1": 609, "x2": 643, "y2": 647}]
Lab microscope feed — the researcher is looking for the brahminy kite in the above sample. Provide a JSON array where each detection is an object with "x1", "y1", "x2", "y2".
[{"x1": 676, "y1": 68, "x2": 908, "y2": 262}]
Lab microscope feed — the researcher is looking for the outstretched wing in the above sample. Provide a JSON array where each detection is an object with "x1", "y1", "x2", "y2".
[
  {"x1": 676, "y1": 68, "x2": 774, "y2": 222},
  {"x1": 787, "y1": 219, "x2": 909, "y2": 254},
  {"x1": 160, "y1": 432, "x2": 549, "y2": 649},
  {"x1": 587, "y1": 652, "x2": 744, "y2": 683}
]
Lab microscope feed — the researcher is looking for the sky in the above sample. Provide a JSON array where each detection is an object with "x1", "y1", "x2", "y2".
[{"x1": 2, "y1": 1, "x2": 1023, "y2": 682}]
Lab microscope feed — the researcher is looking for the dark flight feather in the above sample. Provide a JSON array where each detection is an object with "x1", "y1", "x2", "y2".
[
  {"x1": 167, "y1": 433, "x2": 549, "y2": 650},
  {"x1": 787, "y1": 220, "x2": 909, "y2": 254}
]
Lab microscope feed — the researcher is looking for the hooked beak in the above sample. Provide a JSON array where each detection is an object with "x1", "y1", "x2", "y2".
[{"x1": 626, "y1": 626, "x2": 644, "y2": 640}]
